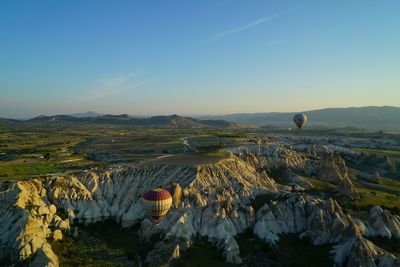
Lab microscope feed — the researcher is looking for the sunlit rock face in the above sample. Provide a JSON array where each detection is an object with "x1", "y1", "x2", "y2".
[
  {"x1": 232, "y1": 144, "x2": 307, "y2": 170},
  {"x1": 0, "y1": 156, "x2": 276, "y2": 265},
  {"x1": 233, "y1": 144, "x2": 360, "y2": 200},
  {"x1": 316, "y1": 153, "x2": 349, "y2": 183},
  {"x1": 0, "y1": 180, "x2": 66, "y2": 267},
  {"x1": 0, "y1": 153, "x2": 398, "y2": 267}
]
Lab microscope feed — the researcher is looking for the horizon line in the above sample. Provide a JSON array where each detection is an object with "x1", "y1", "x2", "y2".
[{"x1": 1, "y1": 105, "x2": 399, "y2": 120}]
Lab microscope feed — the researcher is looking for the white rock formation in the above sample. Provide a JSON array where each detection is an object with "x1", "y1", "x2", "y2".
[
  {"x1": 0, "y1": 154, "x2": 398, "y2": 266},
  {"x1": 233, "y1": 145, "x2": 306, "y2": 170},
  {"x1": 283, "y1": 171, "x2": 313, "y2": 189},
  {"x1": 254, "y1": 193, "x2": 397, "y2": 266},
  {"x1": 364, "y1": 206, "x2": 400, "y2": 239},
  {"x1": 171, "y1": 243, "x2": 180, "y2": 259},
  {"x1": 0, "y1": 156, "x2": 276, "y2": 265},
  {"x1": 0, "y1": 180, "x2": 69, "y2": 265},
  {"x1": 52, "y1": 230, "x2": 63, "y2": 241},
  {"x1": 356, "y1": 171, "x2": 382, "y2": 183},
  {"x1": 254, "y1": 194, "x2": 353, "y2": 245}
]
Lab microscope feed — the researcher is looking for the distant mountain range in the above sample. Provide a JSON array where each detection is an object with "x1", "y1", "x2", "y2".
[
  {"x1": 0, "y1": 114, "x2": 240, "y2": 129},
  {"x1": 68, "y1": 111, "x2": 103, "y2": 118},
  {"x1": 1, "y1": 106, "x2": 399, "y2": 130},
  {"x1": 196, "y1": 106, "x2": 400, "y2": 130}
]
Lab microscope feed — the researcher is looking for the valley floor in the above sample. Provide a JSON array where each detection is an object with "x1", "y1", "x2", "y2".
[{"x1": 0, "y1": 126, "x2": 400, "y2": 266}]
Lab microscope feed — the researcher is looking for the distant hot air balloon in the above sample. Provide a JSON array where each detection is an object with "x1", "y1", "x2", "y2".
[
  {"x1": 293, "y1": 113, "x2": 308, "y2": 129},
  {"x1": 142, "y1": 188, "x2": 172, "y2": 222}
]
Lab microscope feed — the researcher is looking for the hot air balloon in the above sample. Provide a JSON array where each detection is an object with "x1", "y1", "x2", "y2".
[
  {"x1": 293, "y1": 113, "x2": 308, "y2": 129},
  {"x1": 142, "y1": 188, "x2": 172, "y2": 222}
]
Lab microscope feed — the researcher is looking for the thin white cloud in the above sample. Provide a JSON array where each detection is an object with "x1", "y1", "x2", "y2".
[
  {"x1": 75, "y1": 71, "x2": 146, "y2": 102},
  {"x1": 215, "y1": 14, "x2": 277, "y2": 38}
]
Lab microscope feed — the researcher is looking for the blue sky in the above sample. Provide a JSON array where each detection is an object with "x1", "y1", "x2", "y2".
[{"x1": 0, "y1": 0, "x2": 399, "y2": 118}]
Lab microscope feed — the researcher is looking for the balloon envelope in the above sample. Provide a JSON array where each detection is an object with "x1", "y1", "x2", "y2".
[
  {"x1": 142, "y1": 188, "x2": 172, "y2": 221},
  {"x1": 293, "y1": 113, "x2": 308, "y2": 128}
]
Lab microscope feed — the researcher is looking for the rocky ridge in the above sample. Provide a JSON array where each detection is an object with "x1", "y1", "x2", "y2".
[{"x1": 0, "y1": 153, "x2": 399, "y2": 266}]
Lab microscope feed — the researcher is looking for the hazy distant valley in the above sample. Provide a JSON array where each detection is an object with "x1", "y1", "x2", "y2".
[
  {"x1": 197, "y1": 106, "x2": 400, "y2": 130},
  {"x1": 2, "y1": 106, "x2": 400, "y2": 131}
]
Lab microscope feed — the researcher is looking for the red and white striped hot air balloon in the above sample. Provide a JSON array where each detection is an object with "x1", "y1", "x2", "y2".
[{"x1": 142, "y1": 188, "x2": 172, "y2": 222}]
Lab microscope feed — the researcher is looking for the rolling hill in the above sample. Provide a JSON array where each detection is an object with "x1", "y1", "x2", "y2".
[
  {"x1": 1, "y1": 114, "x2": 240, "y2": 129},
  {"x1": 1, "y1": 106, "x2": 399, "y2": 130},
  {"x1": 196, "y1": 106, "x2": 400, "y2": 130},
  {"x1": 68, "y1": 111, "x2": 103, "y2": 118}
]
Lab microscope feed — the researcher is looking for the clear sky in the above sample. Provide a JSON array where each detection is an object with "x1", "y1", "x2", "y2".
[{"x1": 0, "y1": 0, "x2": 399, "y2": 118}]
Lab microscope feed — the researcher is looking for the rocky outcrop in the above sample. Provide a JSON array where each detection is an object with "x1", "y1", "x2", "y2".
[
  {"x1": 333, "y1": 236, "x2": 397, "y2": 267},
  {"x1": 171, "y1": 243, "x2": 180, "y2": 259},
  {"x1": 168, "y1": 243, "x2": 180, "y2": 265},
  {"x1": 172, "y1": 183, "x2": 183, "y2": 208},
  {"x1": 222, "y1": 237, "x2": 242, "y2": 264},
  {"x1": 233, "y1": 145, "x2": 306, "y2": 170},
  {"x1": 310, "y1": 152, "x2": 360, "y2": 199},
  {"x1": 254, "y1": 193, "x2": 396, "y2": 266},
  {"x1": 254, "y1": 194, "x2": 354, "y2": 245},
  {"x1": 364, "y1": 206, "x2": 400, "y2": 239},
  {"x1": 336, "y1": 176, "x2": 359, "y2": 200},
  {"x1": 28, "y1": 243, "x2": 59, "y2": 267},
  {"x1": 316, "y1": 153, "x2": 349, "y2": 184},
  {"x1": 0, "y1": 156, "x2": 276, "y2": 266},
  {"x1": 52, "y1": 230, "x2": 63, "y2": 241},
  {"x1": 233, "y1": 145, "x2": 360, "y2": 199},
  {"x1": 356, "y1": 170, "x2": 382, "y2": 184},
  {"x1": 0, "y1": 180, "x2": 69, "y2": 266},
  {"x1": 0, "y1": 154, "x2": 398, "y2": 267},
  {"x1": 283, "y1": 171, "x2": 313, "y2": 189}
]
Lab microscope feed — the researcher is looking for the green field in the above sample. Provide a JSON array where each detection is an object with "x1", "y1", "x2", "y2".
[{"x1": 0, "y1": 126, "x2": 253, "y2": 181}]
